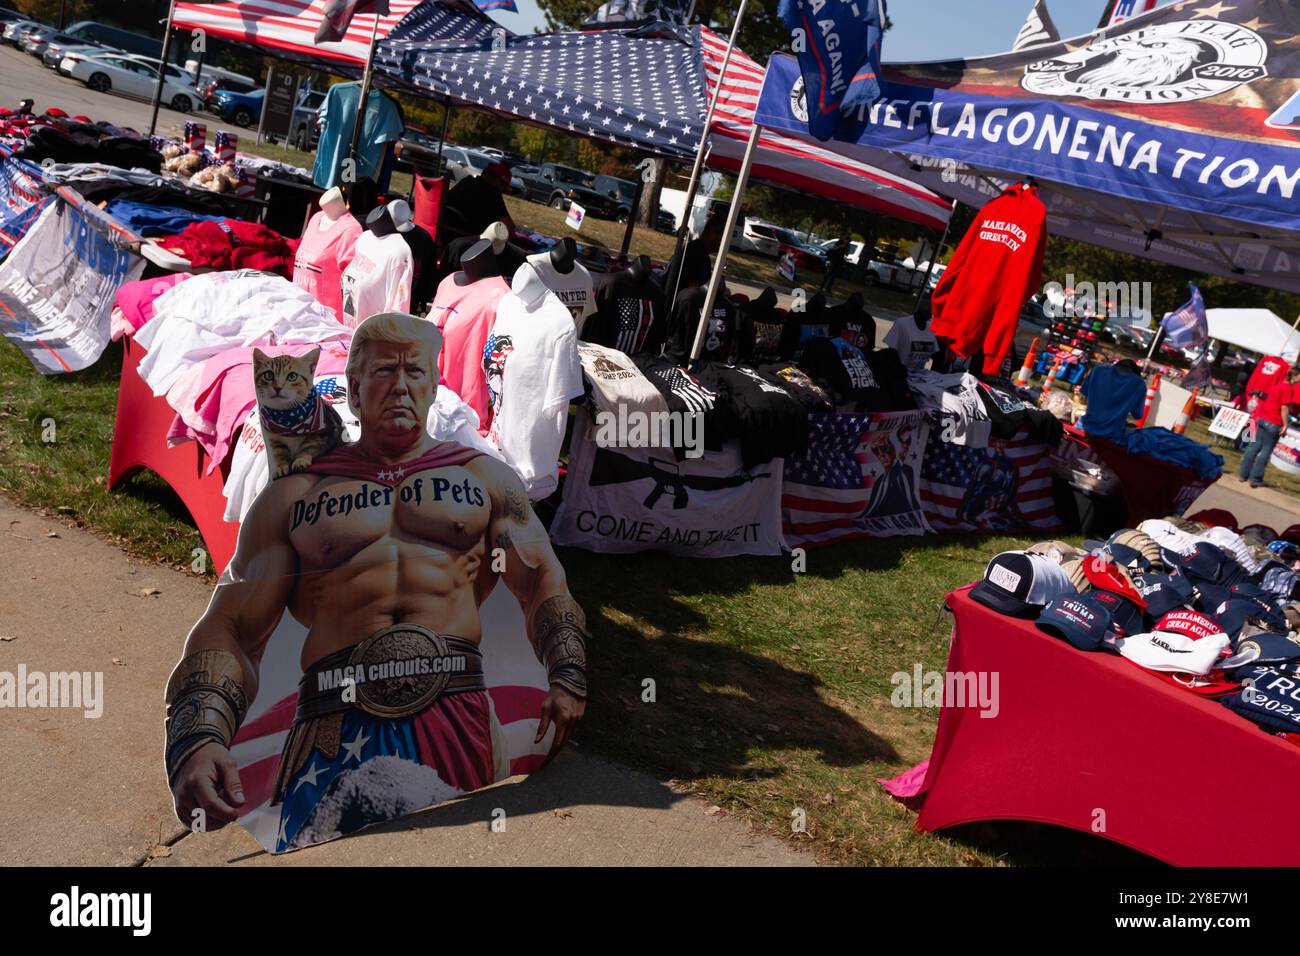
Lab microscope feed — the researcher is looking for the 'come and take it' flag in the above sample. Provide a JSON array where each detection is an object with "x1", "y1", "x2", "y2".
[{"x1": 778, "y1": 0, "x2": 888, "y2": 140}]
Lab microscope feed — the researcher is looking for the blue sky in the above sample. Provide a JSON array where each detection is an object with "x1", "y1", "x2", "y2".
[{"x1": 488, "y1": 1, "x2": 1173, "y2": 60}]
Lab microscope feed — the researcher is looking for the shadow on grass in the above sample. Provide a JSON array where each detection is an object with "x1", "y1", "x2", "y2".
[{"x1": 940, "y1": 821, "x2": 1162, "y2": 867}]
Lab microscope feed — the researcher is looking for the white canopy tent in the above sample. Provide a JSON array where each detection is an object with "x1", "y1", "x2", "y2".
[{"x1": 1205, "y1": 309, "x2": 1300, "y2": 362}]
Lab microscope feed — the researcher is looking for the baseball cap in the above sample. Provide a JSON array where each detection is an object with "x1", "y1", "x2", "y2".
[
  {"x1": 480, "y1": 221, "x2": 509, "y2": 255},
  {"x1": 1026, "y1": 540, "x2": 1084, "y2": 564},
  {"x1": 1103, "y1": 541, "x2": 1151, "y2": 573},
  {"x1": 1284, "y1": 603, "x2": 1300, "y2": 631},
  {"x1": 971, "y1": 551, "x2": 1074, "y2": 617},
  {"x1": 1035, "y1": 595, "x2": 1116, "y2": 651},
  {"x1": 1167, "y1": 542, "x2": 1240, "y2": 587},
  {"x1": 1117, "y1": 630, "x2": 1230, "y2": 676},
  {"x1": 1186, "y1": 508, "x2": 1239, "y2": 532},
  {"x1": 1059, "y1": 557, "x2": 1090, "y2": 593},
  {"x1": 1153, "y1": 609, "x2": 1223, "y2": 642},
  {"x1": 1211, "y1": 597, "x2": 1286, "y2": 639},
  {"x1": 386, "y1": 198, "x2": 415, "y2": 233},
  {"x1": 1146, "y1": 669, "x2": 1241, "y2": 697},
  {"x1": 1227, "y1": 625, "x2": 1300, "y2": 666},
  {"x1": 1131, "y1": 571, "x2": 1193, "y2": 617},
  {"x1": 1090, "y1": 589, "x2": 1144, "y2": 638},
  {"x1": 44, "y1": 106, "x2": 67, "y2": 118},
  {"x1": 1108, "y1": 529, "x2": 1164, "y2": 569},
  {"x1": 1081, "y1": 553, "x2": 1147, "y2": 607}
]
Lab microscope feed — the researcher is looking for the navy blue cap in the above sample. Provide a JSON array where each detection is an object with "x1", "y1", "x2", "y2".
[
  {"x1": 1213, "y1": 598, "x2": 1286, "y2": 639},
  {"x1": 1131, "y1": 571, "x2": 1192, "y2": 618},
  {"x1": 1195, "y1": 583, "x2": 1232, "y2": 614},
  {"x1": 1230, "y1": 582, "x2": 1274, "y2": 603},
  {"x1": 1036, "y1": 595, "x2": 1114, "y2": 651},
  {"x1": 1089, "y1": 589, "x2": 1143, "y2": 641},
  {"x1": 1104, "y1": 542, "x2": 1151, "y2": 573},
  {"x1": 1170, "y1": 542, "x2": 1236, "y2": 585},
  {"x1": 1234, "y1": 629, "x2": 1300, "y2": 665}
]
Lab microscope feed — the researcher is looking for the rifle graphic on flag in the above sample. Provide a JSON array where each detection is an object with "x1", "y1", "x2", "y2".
[
  {"x1": 1159, "y1": 283, "x2": 1209, "y2": 350},
  {"x1": 778, "y1": 0, "x2": 888, "y2": 140}
]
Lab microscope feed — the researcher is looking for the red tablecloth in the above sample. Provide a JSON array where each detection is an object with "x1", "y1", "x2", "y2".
[
  {"x1": 915, "y1": 587, "x2": 1300, "y2": 866},
  {"x1": 1060, "y1": 425, "x2": 1217, "y2": 524},
  {"x1": 108, "y1": 339, "x2": 240, "y2": 574}
]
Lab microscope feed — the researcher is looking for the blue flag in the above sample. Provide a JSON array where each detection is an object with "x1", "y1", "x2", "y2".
[
  {"x1": 778, "y1": 0, "x2": 887, "y2": 140},
  {"x1": 473, "y1": 0, "x2": 518, "y2": 12},
  {"x1": 1159, "y1": 283, "x2": 1209, "y2": 349}
]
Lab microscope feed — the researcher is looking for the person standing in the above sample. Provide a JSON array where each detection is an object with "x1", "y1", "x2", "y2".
[
  {"x1": 1240, "y1": 366, "x2": 1300, "y2": 487},
  {"x1": 821, "y1": 238, "x2": 849, "y2": 294}
]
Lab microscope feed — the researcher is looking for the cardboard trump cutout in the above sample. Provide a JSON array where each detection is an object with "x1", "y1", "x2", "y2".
[{"x1": 163, "y1": 313, "x2": 589, "y2": 852}]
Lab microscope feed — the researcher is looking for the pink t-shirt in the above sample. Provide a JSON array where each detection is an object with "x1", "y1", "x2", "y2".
[
  {"x1": 292, "y1": 210, "x2": 362, "y2": 323},
  {"x1": 430, "y1": 273, "x2": 509, "y2": 432}
]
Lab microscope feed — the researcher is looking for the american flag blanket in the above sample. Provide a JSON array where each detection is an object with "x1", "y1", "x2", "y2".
[
  {"x1": 919, "y1": 417, "x2": 1062, "y2": 534},
  {"x1": 782, "y1": 410, "x2": 932, "y2": 547}
]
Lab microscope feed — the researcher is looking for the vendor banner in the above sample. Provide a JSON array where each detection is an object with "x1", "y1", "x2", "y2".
[
  {"x1": 782, "y1": 410, "x2": 931, "y2": 548},
  {"x1": 551, "y1": 409, "x2": 786, "y2": 557},
  {"x1": 755, "y1": 1, "x2": 1300, "y2": 293},
  {"x1": 0, "y1": 198, "x2": 143, "y2": 374},
  {"x1": 0, "y1": 152, "x2": 51, "y2": 262},
  {"x1": 919, "y1": 426, "x2": 1062, "y2": 534}
]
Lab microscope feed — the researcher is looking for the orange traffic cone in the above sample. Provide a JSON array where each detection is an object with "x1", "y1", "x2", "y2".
[
  {"x1": 1017, "y1": 338, "x2": 1040, "y2": 387},
  {"x1": 1041, "y1": 357, "x2": 1063, "y2": 396},
  {"x1": 1136, "y1": 372, "x2": 1161, "y2": 428},
  {"x1": 1173, "y1": 387, "x2": 1199, "y2": 435}
]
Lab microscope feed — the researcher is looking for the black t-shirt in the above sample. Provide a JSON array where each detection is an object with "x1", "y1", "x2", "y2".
[
  {"x1": 826, "y1": 301, "x2": 876, "y2": 352},
  {"x1": 588, "y1": 270, "x2": 664, "y2": 355},
  {"x1": 799, "y1": 337, "x2": 915, "y2": 412},
  {"x1": 666, "y1": 286, "x2": 737, "y2": 365},
  {"x1": 736, "y1": 296, "x2": 788, "y2": 364},
  {"x1": 778, "y1": 306, "x2": 831, "y2": 361},
  {"x1": 631, "y1": 354, "x2": 729, "y2": 456},
  {"x1": 664, "y1": 238, "x2": 712, "y2": 296},
  {"x1": 400, "y1": 224, "x2": 440, "y2": 313},
  {"x1": 757, "y1": 362, "x2": 835, "y2": 413},
  {"x1": 694, "y1": 362, "x2": 810, "y2": 467},
  {"x1": 977, "y1": 382, "x2": 1063, "y2": 444},
  {"x1": 437, "y1": 235, "x2": 526, "y2": 286},
  {"x1": 439, "y1": 175, "x2": 509, "y2": 241}
]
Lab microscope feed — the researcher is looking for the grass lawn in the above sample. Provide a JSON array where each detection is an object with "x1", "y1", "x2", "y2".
[{"x1": 0, "y1": 328, "x2": 1143, "y2": 866}]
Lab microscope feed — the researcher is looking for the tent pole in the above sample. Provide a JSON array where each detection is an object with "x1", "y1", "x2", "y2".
[
  {"x1": 147, "y1": 0, "x2": 179, "y2": 138},
  {"x1": 1142, "y1": 325, "x2": 1164, "y2": 374},
  {"x1": 668, "y1": 0, "x2": 749, "y2": 306},
  {"x1": 346, "y1": 12, "x2": 384, "y2": 203},
  {"x1": 911, "y1": 201, "x2": 956, "y2": 310},
  {"x1": 690, "y1": 121, "x2": 761, "y2": 363}
]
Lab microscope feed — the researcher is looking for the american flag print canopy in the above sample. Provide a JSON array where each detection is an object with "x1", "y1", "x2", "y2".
[
  {"x1": 171, "y1": 0, "x2": 500, "y2": 69},
  {"x1": 374, "y1": 20, "x2": 952, "y2": 229}
]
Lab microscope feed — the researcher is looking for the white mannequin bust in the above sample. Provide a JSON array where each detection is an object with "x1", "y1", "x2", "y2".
[
  {"x1": 318, "y1": 186, "x2": 346, "y2": 227},
  {"x1": 510, "y1": 261, "x2": 551, "y2": 309}
]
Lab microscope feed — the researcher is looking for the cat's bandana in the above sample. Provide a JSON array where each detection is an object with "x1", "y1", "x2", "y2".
[{"x1": 260, "y1": 389, "x2": 331, "y2": 437}]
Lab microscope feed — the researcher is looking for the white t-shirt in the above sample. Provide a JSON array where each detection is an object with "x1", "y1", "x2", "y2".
[
  {"x1": 884, "y1": 316, "x2": 939, "y2": 372},
  {"x1": 340, "y1": 230, "x2": 413, "y2": 328},
  {"x1": 524, "y1": 252, "x2": 596, "y2": 334},
  {"x1": 486, "y1": 288, "x2": 583, "y2": 498}
]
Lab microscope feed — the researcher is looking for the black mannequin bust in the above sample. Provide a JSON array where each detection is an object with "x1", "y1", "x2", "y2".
[
  {"x1": 366, "y1": 205, "x2": 397, "y2": 237},
  {"x1": 756, "y1": 286, "x2": 778, "y2": 310},
  {"x1": 846, "y1": 291, "x2": 865, "y2": 312},
  {"x1": 455, "y1": 239, "x2": 498, "y2": 285},
  {"x1": 549, "y1": 236, "x2": 577, "y2": 274},
  {"x1": 628, "y1": 254, "x2": 651, "y2": 282},
  {"x1": 808, "y1": 291, "x2": 828, "y2": 316}
]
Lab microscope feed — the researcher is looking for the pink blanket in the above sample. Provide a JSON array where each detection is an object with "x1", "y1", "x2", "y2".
[{"x1": 166, "y1": 340, "x2": 350, "y2": 470}]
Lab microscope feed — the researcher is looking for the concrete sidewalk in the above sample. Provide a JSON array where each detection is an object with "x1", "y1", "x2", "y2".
[{"x1": 0, "y1": 496, "x2": 811, "y2": 867}]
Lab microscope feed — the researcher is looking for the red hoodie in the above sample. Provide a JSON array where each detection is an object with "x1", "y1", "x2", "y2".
[{"x1": 930, "y1": 184, "x2": 1047, "y2": 375}]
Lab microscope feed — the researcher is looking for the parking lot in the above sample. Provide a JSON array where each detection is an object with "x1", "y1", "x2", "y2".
[{"x1": 0, "y1": 41, "x2": 209, "y2": 137}]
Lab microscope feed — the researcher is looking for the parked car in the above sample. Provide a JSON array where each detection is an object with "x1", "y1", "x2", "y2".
[
  {"x1": 19, "y1": 23, "x2": 56, "y2": 55},
  {"x1": 3, "y1": 20, "x2": 37, "y2": 45},
  {"x1": 60, "y1": 20, "x2": 160, "y2": 59},
  {"x1": 41, "y1": 33, "x2": 108, "y2": 69},
  {"x1": 209, "y1": 86, "x2": 264, "y2": 127},
  {"x1": 777, "y1": 231, "x2": 828, "y2": 274},
  {"x1": 289, "y1": 88, "x2": 325, "y2": 149},
  {"x1": 198, "y1": 76, "x2": 257, "y2": 112},
  {"x1": 509, "y1": 163, "x2": 538, "y2": 195},
  {"x1": 440, "y1": 145, "x2": 500, "y2": 183},
  {"x1": 52, "y1": 42, "x2": 118, "y2": 74},
  {"x1": 862, "y1": 253, "x2": 936, "y2": 290},
  {"x1": 394, "y1": 129, "x2": 445, "y2": 172},
  {"x1": 731, "y1": 218, "x2": 782, "y2": 257},
  {"x1": 592, "y1": 174, "x2": 675, "y2": 230},
  {"x1": 519, "y1": 163, "x2": 619, "y2": 218},
  {"x1": 65, "y1": 52, "x2": 201, "y2": 113}
]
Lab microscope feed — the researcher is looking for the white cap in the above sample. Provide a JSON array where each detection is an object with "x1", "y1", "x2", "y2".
[
  {"x1": 1117, "y1": 630, "x2": 1229, "y2": 676},
  {"x1": 387, "y1": 198, "x2": 414, "y2": 233}
]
